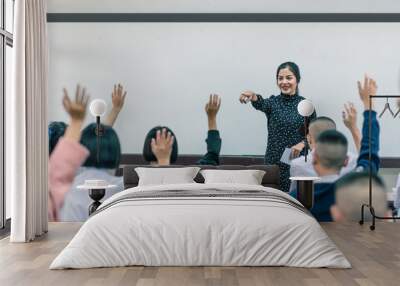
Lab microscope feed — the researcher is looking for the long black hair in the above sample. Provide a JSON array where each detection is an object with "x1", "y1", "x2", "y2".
[
  {"x1": 276, "y1": 61, "x2": 301, "y2": 94},
  {"x1": 143, "y1": 126, "x2": 178, "y2": 164}
]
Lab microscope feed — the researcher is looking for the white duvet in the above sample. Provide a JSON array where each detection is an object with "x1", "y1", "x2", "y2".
[{"x1": 50, "y1": 183, "x2": 350, "y2": 269}]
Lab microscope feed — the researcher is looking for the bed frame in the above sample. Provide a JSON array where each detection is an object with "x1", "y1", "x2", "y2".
[{"x1": 123, "y1": 165, "x2": 281, "y2": 190}]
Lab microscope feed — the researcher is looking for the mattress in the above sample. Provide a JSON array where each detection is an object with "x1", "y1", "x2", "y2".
[{"x1": 50, "y1": 183, "x2": 350, "y2": 269}]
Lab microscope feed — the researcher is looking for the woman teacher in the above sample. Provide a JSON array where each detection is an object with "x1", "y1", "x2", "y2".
[{"x1": 240, "y1": 62, "x2": 316, "y2": 192}]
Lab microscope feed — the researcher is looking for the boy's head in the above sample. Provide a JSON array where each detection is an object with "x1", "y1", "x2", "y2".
[
  {"x1": 313, "y1": 130, "x2": 348, "y2": 175},
  {"x1": 331, "y1": 172, "x2": 388, "y2": 222},
  {"x1": 307, "y1": 117, "x2": 336, "y2": 149}
]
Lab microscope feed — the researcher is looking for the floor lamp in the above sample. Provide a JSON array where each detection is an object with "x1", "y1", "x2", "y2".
[
  {"x1": 85, "y1": 99, "x2": 108, "y2": 215},
  {"x1": 297, "y1": 99, "x2": 315, "y2": 162},
  {"x1": 290, "y1": 100, "x2": 318, "y2": 209}
]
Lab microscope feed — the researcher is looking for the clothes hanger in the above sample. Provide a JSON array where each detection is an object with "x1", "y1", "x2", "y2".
[
  {"x1": 379, "y1": 98, "x2": 395, "y2": 118},
  {"x1": 394, "y1": 97, "x2": 400, "y2": 118},
  {"x1": 394, "y1": 107, "x2": 400, "y2": 118}
]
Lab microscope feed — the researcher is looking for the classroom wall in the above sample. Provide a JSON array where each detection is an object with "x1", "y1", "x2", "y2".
[{"x1": 47, "y1": 1, "x2": 400, "y2": 157}]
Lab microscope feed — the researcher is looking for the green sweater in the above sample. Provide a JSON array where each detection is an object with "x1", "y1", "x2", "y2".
[{"x1": 197, "y1": 130, "x2": 221, "y2": 166}]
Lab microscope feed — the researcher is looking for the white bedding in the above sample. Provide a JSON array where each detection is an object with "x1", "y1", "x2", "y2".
[{"x1": 50, "y1": 183, "x2": 350, "y2": 269}]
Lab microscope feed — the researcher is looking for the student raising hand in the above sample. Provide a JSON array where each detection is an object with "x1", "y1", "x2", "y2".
[
  {"x1": 48, "y1": 84, "x2": 90, "y2": 221},
  {"x1": 62, "y1": 84, "x2": 89, "y2": 121},
  {"x1": 62, "y1": 85, "x2": 90, "y2": 142},
  {"x1": 104, "y1": 83, "x2": 127, "y2": 126},
  {"x1": 111, "y1": 83, "x2": 127, "y2": 111},
  {"x1": 357, "y1": 75, "x2": 377, "y2": 110},
  {"x1": 151, "y1": 128, "x2": 175, "y2": 166},
  {"x1": 342, "y1": 102, "x2": 361, "y2": 152},
  {"x1": 205, "y1": 94, "x2": 221, "y2": 130},
  {"x1": 342, "y1": 102, "x2": 357, "y2": 130}
]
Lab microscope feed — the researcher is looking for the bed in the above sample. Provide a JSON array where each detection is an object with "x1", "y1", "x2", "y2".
[{"x1": 50, "y1": 165, "x2": 350, "y2": 269}]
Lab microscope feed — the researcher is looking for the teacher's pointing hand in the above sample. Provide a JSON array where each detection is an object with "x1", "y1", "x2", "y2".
[{"x1": 239, "y1": 91, "x2": 258, "y2": 104}]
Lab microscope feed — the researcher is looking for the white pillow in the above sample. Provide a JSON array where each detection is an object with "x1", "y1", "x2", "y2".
[
  {"x1": 200, "y1": 169, "x2": 266, "y2": 185},
  {"x1": 135, "y1": 167, "x2": 201, "y2": 186}
]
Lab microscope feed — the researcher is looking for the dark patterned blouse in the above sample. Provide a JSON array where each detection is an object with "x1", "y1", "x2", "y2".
[{"x1": 252, "y1": 93, "x2": 316, "y2": 192}]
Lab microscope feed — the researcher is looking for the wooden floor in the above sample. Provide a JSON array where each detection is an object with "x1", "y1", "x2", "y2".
[{"x1": 0, "y1": 222, "x2": 399, "y2": 286}]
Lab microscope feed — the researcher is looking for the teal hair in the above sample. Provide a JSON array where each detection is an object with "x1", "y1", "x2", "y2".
[
  {"x1": 48, "y1": 121, "x2": 67, "y2": 155},
  {"x1": 80, "y1": 123, "x2": 121, "y2": 169}
]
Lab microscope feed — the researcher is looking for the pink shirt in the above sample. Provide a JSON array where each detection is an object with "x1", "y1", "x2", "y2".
[{"x1": 48, "y1": 137, "x2": 89, "y2": 221}]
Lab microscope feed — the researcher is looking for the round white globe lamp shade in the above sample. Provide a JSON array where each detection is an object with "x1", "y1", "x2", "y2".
[
  {"x1": 297, "y1": 99, "x2": 315, "y2": 117},
  {"x1": 89, "y1": 99, "x2": 107, "y2": 117}
]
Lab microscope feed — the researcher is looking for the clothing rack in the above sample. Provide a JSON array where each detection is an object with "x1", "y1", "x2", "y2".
[{"x1": 360, "y1": 95, "x2": 400, "y2": 230}]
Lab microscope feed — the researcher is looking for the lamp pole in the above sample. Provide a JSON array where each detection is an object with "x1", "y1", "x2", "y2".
[
  {"x1": 297, "y1": 99, "x2": 314, "y2": 163},
  {"x1": 89, "y1": 99, "x2": 107, "y2": 165}
]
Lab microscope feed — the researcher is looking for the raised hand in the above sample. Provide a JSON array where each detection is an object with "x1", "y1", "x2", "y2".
[
  {"x1": 62, "y1": 84, "x2": 90, "y2": 142},
  {"x1": 151, "y1": 128, "x2": 175, "y2": 166},
  {"x1": 104, "y1": 83, "x2": 127, "y2": 126},
  {"x1": 205, "y1": 94, "x2": 221, "y2": 130},
  {"x1": 239, "y1": 91, "x2": 257, "y2": 104},
  {"x1": 62, "y1": 84, "x2": 90, "y2": 121},
  {"x1": 357, "y1": 75, "x2": 377, "y2": 110},
  {"x1": 342, "y1": 102, "x2": 358, "y2": 130},
  {"x1": 342, "y1": 102, "x2": 361, "y2": 151},
  {"x1": 112, "y1": 83, "x2": 127, "y2": 111},
  {"x1": 205, "y1": 94, "x2": 221, "y2": 118}
]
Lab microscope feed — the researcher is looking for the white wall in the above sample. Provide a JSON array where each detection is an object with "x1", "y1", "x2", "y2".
[{"x1": 47, "y1": 1, "x2": 400, "y2": 157}]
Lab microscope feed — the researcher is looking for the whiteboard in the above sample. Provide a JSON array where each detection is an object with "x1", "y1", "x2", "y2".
[{"x1": 48, "y1": 23, "x2": 400, "y2": 156}]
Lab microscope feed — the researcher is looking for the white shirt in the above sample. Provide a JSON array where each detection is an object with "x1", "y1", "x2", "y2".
[
  {"x1": 289, "y1": 151, "x2": 358, "y2": 192},
  {"x1": 59, "y1": 167, "x2": 124, "y2": 222}
]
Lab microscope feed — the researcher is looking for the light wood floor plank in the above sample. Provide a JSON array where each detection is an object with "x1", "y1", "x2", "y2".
[{"x1": 0, "y1": 222, "x2": 399, "y2": 286}]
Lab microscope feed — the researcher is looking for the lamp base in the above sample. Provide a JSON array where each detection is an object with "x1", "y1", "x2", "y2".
[
  {"x1": 88, "y1": 188, "x2": 105, "y2": 215},
  {"x1": 290, "y1": 177, "x2": 318, "y2": 210},
  {"x1": 296, "y1": 180, "x2": 314, "y2": 210}
]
